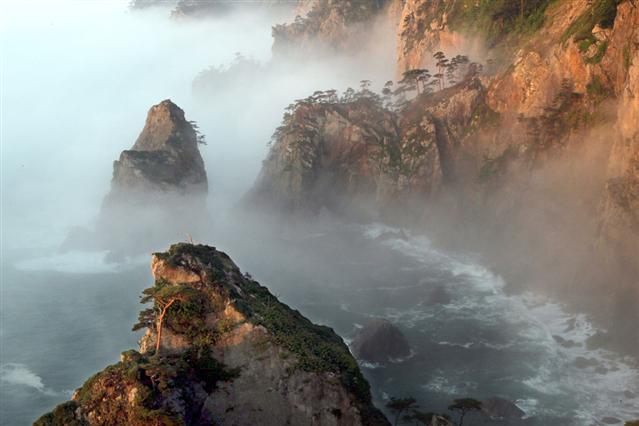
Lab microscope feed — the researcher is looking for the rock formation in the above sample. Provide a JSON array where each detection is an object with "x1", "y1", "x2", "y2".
[
  {"x1": 63, "y1": 100, "x2": 209, "y2": 257},
  {"x1": 249, "y1": 0, "x2": 639, "y2": 356},
  {"x1": 35, "y1": 243, "x2": 390, "y2": 426},
  {"x1": 105, "y1": 99, "x2": 207, "y2": 197},
  {"x1": 272, "y1": 0, "x2": 391, "y2": 55},
  {"x1": 351, "y1": 319, "x2": 411, "y2": 363},
  {"x1": 171, "y1": 0, "x2": 298, "y2": 18},
  {"x1": 246, "y1": 76, "x2": 490, "y2": 219}
]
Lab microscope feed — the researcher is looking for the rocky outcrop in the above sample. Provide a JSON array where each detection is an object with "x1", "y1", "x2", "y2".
[
  {"x1": 105, "y1": 99, "x2": 207, "y2": 197},
  {"x1": 171, "y1": 0, "x2": 298, "y2": 18},
  {"x1": 395, "y1": 0, "x2": 468, "y2": 75},
  {"x1": 351, "y1": 319, "x2": 410, "y2": 363},
  {"x1": 247, "y1": 77, "x2": 491, "y2": 218},
  {"x1": 68, "y1": 100, "x2": 210, "y2": 257},
  {"x1": 36, "y1": 244, "x2": 390, "y2": 426},
  {"x1": 245, "y1": 96, "x2": 399, "y2": 217},
  {"x1": 272, "y1": 0, "x2": 391, "y2": 55},
  {"x1": 481, "y1": 397, "x2": 525, "y2": 421}
]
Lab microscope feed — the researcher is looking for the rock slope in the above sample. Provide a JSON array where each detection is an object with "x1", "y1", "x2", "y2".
[{"x1": 35, "y1": 244, "x2": 389, "y2": 426}]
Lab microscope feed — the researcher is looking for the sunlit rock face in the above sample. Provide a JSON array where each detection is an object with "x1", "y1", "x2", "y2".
[
  {"x1": 351, "y1": 319, "x2": 410, "y2": 363},
  {"x1": 35, "y1": 244, "x2": 390, "y2": 426}
]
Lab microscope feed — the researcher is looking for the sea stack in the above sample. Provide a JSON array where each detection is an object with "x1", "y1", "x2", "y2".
[{"x1": 91, "y1": 99, "x2": 208, "y2": 256}]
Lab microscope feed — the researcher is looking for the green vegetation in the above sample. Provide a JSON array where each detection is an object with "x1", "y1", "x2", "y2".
[
  {"x1": 152, "y1": 243, "x2": 375, "y2": 403},
  {"x1": 69, "y1": 349, "x2": 238, "y2": 425},
  {"x1": 236, "y1": 273, "x2": 373, "y2": 402},
  {"x1": 522, "y1": 79, "x2": 585, "y2": 150},
  {"x1": 34, "y1": 401, "x2": 86, "y2": 426},
  {"x1": 479, "y1": 145, "x2": 520, "y2": 183},
  {"x1": 562, "y1": 0, "x2": 621, "y2": 43},
  {"x1": 386, "y1": 396, "x2": 418, "y2": 426},
  {"x1": 585, "y1": 40, "x2": 609, "y2": 64},
  {"x1": 446, "y1": 0, "x2": 558, "y2": 47},
  {"x1": 586, "y1": 75, "x2": 610, "y2": 103}
]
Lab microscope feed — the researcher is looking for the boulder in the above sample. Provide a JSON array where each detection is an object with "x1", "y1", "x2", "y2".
[{"x1": 351, "y1": 319, "x2": 410, "y2": 363}]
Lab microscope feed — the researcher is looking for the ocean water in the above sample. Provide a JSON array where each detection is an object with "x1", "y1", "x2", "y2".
[
  {"x1": 1, "y1": 2, "x2": 638, "y2": 425},
  {"x1": 2, "y1": 221, "x2": 638, "y2": 425}
]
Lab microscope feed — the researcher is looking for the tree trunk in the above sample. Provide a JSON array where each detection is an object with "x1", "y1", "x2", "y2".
[{"x1": 155, "y1": 299, "x2": 176, "y2": 355}]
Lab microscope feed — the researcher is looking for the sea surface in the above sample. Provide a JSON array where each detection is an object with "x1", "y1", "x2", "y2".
[{"x1": 2, "y1": 221, "x2": 638, "y2": 425}]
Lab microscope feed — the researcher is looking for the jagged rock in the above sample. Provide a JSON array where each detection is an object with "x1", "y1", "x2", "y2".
[
  {"x1": 35, "y1": 244, "x2": 389, "y2": 426},
  {"x1": 245, "y1": 96, "x2": 400, "y2": 217},
  {"x1": 272, "y1": 0, "x2": 391, "y2": 55},
  {"x1": 246, "y1": 78, "x2": 489, "y2": 218},
  {"x1": 351, "y1": 319, "x2": 410, "y2": 363},
  {"x1": 106, "y1": 99, "x2": 207, "y2": 196},
  {"x1": 481, "y1": 397, "x2": 525, "y2": 421},
  {"x1": 67, "y1": 100, "x2": 209, "y2": 256}
]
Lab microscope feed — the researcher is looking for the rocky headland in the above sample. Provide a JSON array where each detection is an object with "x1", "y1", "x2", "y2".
[{"x1": 35, "y1": 243, "x2": 389, "y2": 426}]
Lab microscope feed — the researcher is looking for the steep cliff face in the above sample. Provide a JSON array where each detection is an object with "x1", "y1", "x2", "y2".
[
  {"x1": 35, "y1": 244, "x2": 389, "y2": 426},
  {"x1": 246, "y1": 97, "x2": 399, "y2": 216},
  {"x1": 247, "y1": 78, "x2": 491, "y2": 218},
  {"x1": 107, "y1": 99, "x2": 207, "y2": 197}
]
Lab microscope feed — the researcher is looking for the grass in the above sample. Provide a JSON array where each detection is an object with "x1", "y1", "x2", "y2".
[
  {"x1": 154, "y1": 244, "x2": 374, "y2": 403},
  {"x1": 585, "y1": 40, "x2": 609, "y2": 64},
  {"x1": 562, "y1": 0, "x2": 621, "y2": 43},
  {"x1": 446, "y1": 0, "x2": 558, "y2": 47}
]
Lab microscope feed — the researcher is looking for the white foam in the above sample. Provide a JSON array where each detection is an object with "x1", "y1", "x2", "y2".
[{"x1": 361, "y1": 223, "x2": 639, "y2": 423}]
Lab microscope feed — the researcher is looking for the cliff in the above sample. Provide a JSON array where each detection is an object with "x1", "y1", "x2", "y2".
[
  {"x1": 247, "y1": 76, "x2": 490, "y2": 220},
  {"x1": 251, "y1": 0, "x2": 639, "y2": 355},
  {"x1": 35, "y1": 243, "x2": 389, "y2": 426},
  {"x1": 272, "y1": 0, "x2": 392, "y2": 55}
]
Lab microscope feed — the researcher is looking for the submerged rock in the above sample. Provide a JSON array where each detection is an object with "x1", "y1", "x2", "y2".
[
  {"x1": 481, "y1": 397, "x2": 525, "y2": 421},
  {"x1": 35, "y1": 243, "x2": 389, "y2": 426},
  {"x1": 351, "y1": 319, "x2": 410, "y2": 363}
]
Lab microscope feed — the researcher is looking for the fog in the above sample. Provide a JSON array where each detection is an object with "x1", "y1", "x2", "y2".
[
  {"x1": 1, "y1": 0, "x2": 398, "y2": 256},
  {"x1": 1, "y1": 2, "x2": 638, "y2": 425}
]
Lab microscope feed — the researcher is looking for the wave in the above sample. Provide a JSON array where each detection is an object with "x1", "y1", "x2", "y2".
[{"x1": 360, "y1": 222, "x2": 639, "y2": 424}]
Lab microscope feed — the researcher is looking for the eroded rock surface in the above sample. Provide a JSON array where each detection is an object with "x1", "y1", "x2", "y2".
[{"x1": 35, "y1": 244, "x2": 389, "y2": 426}]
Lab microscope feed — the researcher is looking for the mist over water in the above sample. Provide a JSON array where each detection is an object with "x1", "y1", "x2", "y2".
[{"x1": 1, "y1": 2, "x2": 638, "y2": 426}]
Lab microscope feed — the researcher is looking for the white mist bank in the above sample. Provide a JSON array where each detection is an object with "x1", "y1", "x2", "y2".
[{"x1": 1, "y1": 0, "x2": 396, "y2": 254}]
